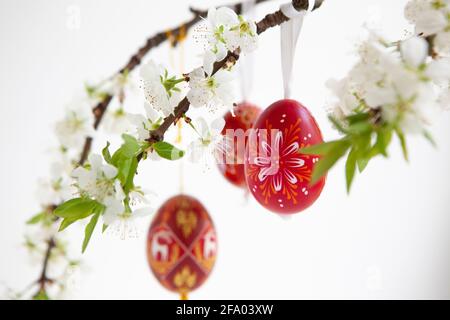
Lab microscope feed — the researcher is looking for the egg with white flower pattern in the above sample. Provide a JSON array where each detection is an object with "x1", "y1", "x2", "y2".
[{"x1": 245, "y1": 99, "x2": 326, "y2": 214}]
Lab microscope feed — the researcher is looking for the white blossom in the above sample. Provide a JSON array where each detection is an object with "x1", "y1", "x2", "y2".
[
  {"x1": 70, "y1": 152, "x2": 156, "y2": 233},
  {"x1": 325, "y1": 78, "x2": 360, "y2": 119},
  {"x1": 425, "y1": 57, "x2": 450, "y2": 84},
  {"x1": 187, "y1": 117, "x2": 227, "y2": 167},
  {"x1": 37, "y1": 161, "x2": 76, "y2": 205},
  {"x1": 53, "y1": 260, "x2": 84, "y2": 300},
  {"x1": 191, "y1": 7, "x2": 255, "y2": 112},
  {"x1": 102, "y1": 108, "x2": 132, "y2": 134},
  {"x1": 71, "y1": 154, "x2": 118, "y2": 202},
  {"x1": 140, "y1": 60, "x2": 184, "y2": 117},
  {"x1": 204, "y1": 7, "x2": 239, "y2": 63},
  {"x1": 102, "y1": 180, "x2": 126, "y2": 226},
  {"x1": 202, "y1": 7, "x2": 258, "y2": 69},
  {"x1": 23, "y1": 228, "x2": 59, "y2": 265},
  {"x1": 400, "y1": 36, "x2": 429, "y2": 67},
  {"x1": 55, "y1": 100, "x2": 95, "y2": 149},
  {"x1": 128, "y1": 102, "x2": 162, "y2": 141},
  {"x1": 405, "y1": 0, "x2": 450, "y2": 54},
  {"x1": 327, "y1": 31, "x2": 446, "y2": 134},
  {"x1": 187, "y1": 65, "x2": 236, "y2": 112},
  {"x1": 70, "y1": 154, "x2": 152, "y2": 232},
  {"x1": 128, "y1": 103, "x2": 165, "y2": 161},
  {"x1": 224, "y1": 14, "x2": 258, "y2": 53},
  {"x1": 104, "y1": 185, "x2": 155, "y2": 239},
  {"x1": 107, "y1": 71, "x2": 137, "y2": 98},
  {"x1": 434, "y1": 30, "x2": 450, "y2": 54}
]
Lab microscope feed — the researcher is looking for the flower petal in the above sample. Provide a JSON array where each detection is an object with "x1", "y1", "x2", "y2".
[
  {"x1": 210, "y1": 117, "x2": 226, "y2": 136},
  {"x1": 88, "y1": 154, "x2": 103, "y2": 172},
  {"x1": 102, "y1": 164, "x2": 118, "y2": 179},
  {"x1": 400, "y1": 36, "x2": 428, "y2": 67},
  {"x1": 144, "y1": 102, "x2": 161, "y2": 123},
  {"x1": 203, "y1": 51, "x2": 216, "y2": 77},
  {"x1": 195, "y1": 117, "x2": 210, "y2": 139},
  {"x1": 426, "y1": 58, "x2": 450, "y2": 84},
  {"x1": 132, "y1": 207, "x2": 154, "y2": 218}
]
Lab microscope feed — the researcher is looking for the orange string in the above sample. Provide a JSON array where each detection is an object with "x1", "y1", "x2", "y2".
[
  {"x1": 180, "y1": 291, "x2": 189, "y2": 300},
  {"x1": 166, "y1": 29, "x2": 175, "y2": 69},
  {"x1": 169, "y1": 25, "x2": 187, "y2": 194},
  {"x1": 174, "y1": 24, "x2": 186, "y2": 144}
]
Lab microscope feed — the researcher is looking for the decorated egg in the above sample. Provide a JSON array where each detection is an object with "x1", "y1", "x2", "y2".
[
  {"x1": 245, "y1": 99, "x2": 326, "y2": 214},
  {"x1": 146, "y1": 194, "x2": 217, "y2": 298},
  {"x1": 217, "y1": 102, "x2": 262, "y2": 188}
]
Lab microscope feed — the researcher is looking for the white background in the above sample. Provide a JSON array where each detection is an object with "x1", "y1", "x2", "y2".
[{"x1": 0, "y1": 0, "x2": 449, "y2": 299}]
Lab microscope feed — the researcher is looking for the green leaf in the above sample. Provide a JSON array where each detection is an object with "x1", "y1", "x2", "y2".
[
  {"x1": 328, "y1": 115, "x2": 349, "y2": 134},
  {"x1": 114, "y1": 155, "x2": 138, "y2": 193},
  {"x1": 347, "y1": 121, "x2": 372, "y2": 135},
  {"x1": 395, "y1": 128, "x2": 408, "y2": 161},
  {"x1": 118, "y1": 134, "x2": 141, "y2": 158},
  {"x1": 55, "y1": 198, "x2": 104, "y2": 233},
  {"x1": 346, "y1": 112, "x2": 370, "y2": 125},
  {"x1": 110, "y1": 135, "x2": 144, "y2": 193},
  {"x1": 102, "y1": 223, "x2": 109, "y2": 233},
  {"x1": 345, "y1": 148, "x2": 358, "y2": 193},
  {"x1": 82, "y1": 212, "x2": 100, "y2": 253},
  {"x1": 102, "y1": 142, "x2": 112, "y2": 164},
  {"x1": 153, "y1": 141, "x2": 185, "y2": 160},
  {"x1": 372, "y1": 128, "x2": 393, "y2": 157},
  {"x1": 357, "y1": 158, "x2": 369, "y2": 173},
  {"x1": 26, "y1": 212, "x2": 45, "y2": 225},
  {"x1": 58, "y1": 217, "x2": 78, "y2": 232},
  {"x1": 352, "y1": 133, "x2": 372, "y2": 173},
  {"x1": 33, "y1": 289, "x2": 49, "y2": 300},
  {"x1": 310, "y1": 140, "x2": 351, "y2": 184},
  {"x1": 300, "y1": 139, "x2": 350, "y2": 156},
  {"x1": 54, "y1": 198, "x2": 101, "y2": 220}
]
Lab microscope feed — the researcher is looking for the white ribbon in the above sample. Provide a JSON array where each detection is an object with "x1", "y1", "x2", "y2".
[
  {"x1": 280, "y1": 0, "x2": 315, "y2": 99},
  {"x1": 239, "y1": 0, "x2": 256, "y2": 102}
]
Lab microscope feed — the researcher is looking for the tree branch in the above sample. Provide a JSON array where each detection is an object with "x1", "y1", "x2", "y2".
[
  {"x1": 78, "y1": 0, "x2": 274, "y2": 165},
  {"x1": 148, "y1": 0, "x2": 325, "y2": 145},
  {"x1": 78, "y1": 15, "x2": 203, "y2": 165},
  {"x1": 32, "y1": 0, "x2": 327, "y2": 298},
  {"x1": 31, "y1": 0, "x2": 274, "y2": 298}
]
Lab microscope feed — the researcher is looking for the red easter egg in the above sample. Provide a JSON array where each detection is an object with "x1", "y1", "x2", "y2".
[
  {"x1": 245, "y1": 99, "x2": 326, "y2": 214},
  {"x1": 146, "y1": 195, "x2": 217, "y2": 297},
  {"x1": 217, "y1": 102, "x2": 261, "y2": 188}
]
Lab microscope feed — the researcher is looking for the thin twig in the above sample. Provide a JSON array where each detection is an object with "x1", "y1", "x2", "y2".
[{"x1": 37, "y1": 237, "x2": 55, "y2": 291}]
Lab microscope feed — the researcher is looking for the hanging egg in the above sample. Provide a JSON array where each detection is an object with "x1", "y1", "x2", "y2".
[
  {"x1": 217, "y1": 102, "x2": 262, "y2": 188},
  {"x1": 146, "y1": 195, "x2": 217, "y2": 298},
  {"x1": 245, "y1": 99, "x2": 326, "y2": 214}
]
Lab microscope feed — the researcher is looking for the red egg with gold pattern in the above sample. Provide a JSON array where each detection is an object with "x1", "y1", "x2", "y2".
[
  {"x1": 146, "y1": 195, "x2": 217, "y2": 298},
  {"x1": 217, "y1": 102, "x2": 261, "y2": 188},
  {"x1": 245, "y1": 99, "x2": 326, "y2": 214}
]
